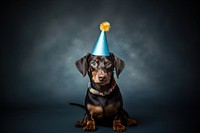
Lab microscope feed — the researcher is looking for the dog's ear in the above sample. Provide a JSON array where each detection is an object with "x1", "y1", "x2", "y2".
[
  {"x1": 110, "y1": 53, "x2": 125, "y2": 78},
  {"x1": 75, "y1": 53, "x2": 90, "y2": 77}
]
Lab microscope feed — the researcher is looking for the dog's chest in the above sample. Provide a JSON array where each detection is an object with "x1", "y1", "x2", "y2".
[{"x1": 87, "y1": 101, "x2": 120, "y2": 118}]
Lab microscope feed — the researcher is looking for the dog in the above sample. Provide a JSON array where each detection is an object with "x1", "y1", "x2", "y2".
[{"x1": 74, "y1": 52, "x2": 137, "y2": 132}]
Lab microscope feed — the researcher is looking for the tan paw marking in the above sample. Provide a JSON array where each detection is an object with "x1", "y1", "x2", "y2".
[
  {"x1": 75, "y1": 120, "x2": 85, "y2": 127},
  {"x1": 113, "y1": 120, "x2": 126, "y2": 132},
  {"x1": 127, "y1": 118, "x2": 138, "y2": 126},
  {"x1": 83, "y1": 120, "x2": 96, "y2": 131}
]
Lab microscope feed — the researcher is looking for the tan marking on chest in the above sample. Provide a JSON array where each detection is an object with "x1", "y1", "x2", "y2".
[
  {"x1": 104, "y1": 101, "x2": 120, "y2": 117},
  {"x1": 87, "y1": 104, "x2": 103, "y2": 118},
  {"x1": 87, "y1": 102, "x2": 121, "y2": 118}
]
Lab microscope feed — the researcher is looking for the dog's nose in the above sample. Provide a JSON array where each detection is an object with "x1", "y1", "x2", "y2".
[{"x1": 99, "y1": 75, "x2": 106, "y2": 81}]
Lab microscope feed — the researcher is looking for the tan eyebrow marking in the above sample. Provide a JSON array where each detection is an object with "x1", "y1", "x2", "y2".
[
  {"x1": 95, "y1": 59, "x2": 99, "y2": 62},
  {"x1": 105, "y1": 59, "x2": 109, "y2": 63}
]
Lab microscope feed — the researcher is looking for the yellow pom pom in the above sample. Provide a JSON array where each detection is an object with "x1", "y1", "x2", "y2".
[{"x1": 100, "y1": 21, "x2": 110, "y2": 32}]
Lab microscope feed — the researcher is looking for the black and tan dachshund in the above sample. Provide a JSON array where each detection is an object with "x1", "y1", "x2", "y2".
[{"x1": 74, "y1": 53, "x2": 137, "y2": 132}]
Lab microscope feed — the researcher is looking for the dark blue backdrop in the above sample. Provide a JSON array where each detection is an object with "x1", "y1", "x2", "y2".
[{"x1": 1, "y1": 0, "x2": 199, "y2": 133}]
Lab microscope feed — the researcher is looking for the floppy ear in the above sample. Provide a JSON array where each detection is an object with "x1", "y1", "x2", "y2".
[
  {"x1": 111, "y1": 53, "x2": 125, "y2": 78},
  {"x1": 75, "y1": 53, "x2": 90, "y2": 77}
]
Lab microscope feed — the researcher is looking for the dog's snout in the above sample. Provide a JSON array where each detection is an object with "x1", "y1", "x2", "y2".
[
  {"x1": 98, "y1": 75, "x2": 106, "y2": 81},
  {"x1": 97, "y1": 69, "x2": 107, "y2": 81}
]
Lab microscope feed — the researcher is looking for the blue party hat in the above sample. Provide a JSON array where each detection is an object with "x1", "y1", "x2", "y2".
[{"x1": 91, "y1": 22, "x2": 110, "y2": 56}]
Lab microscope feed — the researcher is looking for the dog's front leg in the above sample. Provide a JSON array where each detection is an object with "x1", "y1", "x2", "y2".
[
  {"x1": 83, "y1": 113, "x2": 96, "y2": 131},
  {"x1": 113, "y1": 112, "x2": 126, "y2": 132}
]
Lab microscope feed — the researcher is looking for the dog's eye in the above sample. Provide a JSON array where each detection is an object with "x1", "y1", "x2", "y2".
[
  {"x1": 105, "y1": 61, "x2": 112, "y2": 68},
  {"x1": 90, "y1": 61, "x2": 98, "y2": 68}
]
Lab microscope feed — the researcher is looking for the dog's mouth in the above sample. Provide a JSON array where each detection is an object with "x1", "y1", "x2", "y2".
[{"x1": 94, "y1": 80, "x2": 109, "y2": 86}]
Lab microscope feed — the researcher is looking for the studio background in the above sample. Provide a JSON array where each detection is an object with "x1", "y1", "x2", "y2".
[{"x1": 1, "y1": 0, "x2": 199, "y2": 133}]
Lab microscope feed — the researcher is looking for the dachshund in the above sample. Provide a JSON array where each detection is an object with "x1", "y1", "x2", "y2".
[{"x1": 73, "y1": 52, "x2": 137, "y2": 132}]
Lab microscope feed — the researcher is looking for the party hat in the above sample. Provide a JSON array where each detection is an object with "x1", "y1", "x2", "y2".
[{"x1": 91, "y1": 21, "x2": 110, "y2": 56}]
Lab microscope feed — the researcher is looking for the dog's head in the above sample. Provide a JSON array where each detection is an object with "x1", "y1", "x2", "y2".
[{"x1": 75, "y1": 53, "x2": 125, "y2": 86}]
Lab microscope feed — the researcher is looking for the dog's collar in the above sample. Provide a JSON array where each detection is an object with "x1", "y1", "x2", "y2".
[{"x1": 88, "y1": 80, "x2": 117, "y2": 96}]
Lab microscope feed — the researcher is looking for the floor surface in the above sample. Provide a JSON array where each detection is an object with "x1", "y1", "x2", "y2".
[{"x1": 1, "y1": 103, "x2": 199, "y2": 133}]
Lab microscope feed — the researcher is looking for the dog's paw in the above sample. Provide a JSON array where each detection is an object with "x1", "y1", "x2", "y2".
[
  {"x1": 75, "y1": 120, "x2": 85, "y2": 127},
  {"x1": 83, "y1": 120, "x2": 96, "y2": 131},
  {"x1": 113, "y1": 120, "x2": 126, "y2": 132},
  {"x1": 126, "y1": 118, "x2": 138, "y2": 126}
]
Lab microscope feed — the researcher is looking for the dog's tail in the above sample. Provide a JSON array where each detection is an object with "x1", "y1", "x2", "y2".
[{"x1": 69, "y1": 103, "x2": 85, "y2": 109}]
